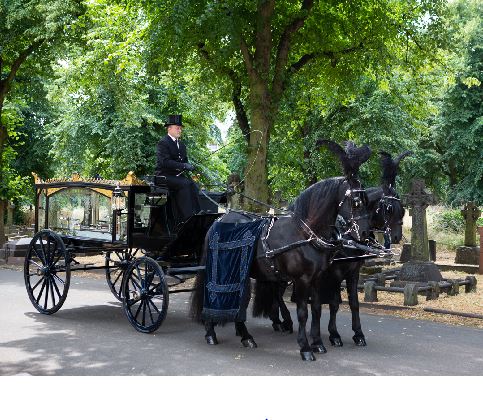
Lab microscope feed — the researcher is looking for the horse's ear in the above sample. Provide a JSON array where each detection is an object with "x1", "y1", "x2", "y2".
[{"x1": 394, "y1": 150, "x2": 413, "y2": 167}]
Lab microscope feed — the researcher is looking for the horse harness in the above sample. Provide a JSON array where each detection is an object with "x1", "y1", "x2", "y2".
[
  {"x1": 335, "y1": 181, "x2": 367, "y2": 241},
  {"x1": 256, "y1": 213, "x2": 336, "y2": 282}
]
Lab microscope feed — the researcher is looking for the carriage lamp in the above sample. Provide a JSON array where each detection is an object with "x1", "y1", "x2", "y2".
[{"x1": 112, "y1": 185, "x2": 126, "y2": 212}]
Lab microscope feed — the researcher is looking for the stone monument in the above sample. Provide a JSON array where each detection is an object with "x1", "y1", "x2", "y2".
[
  {"x1": 397, "y1": 179, "x2": 443, "y2": 283},
  {"x1": 455, "y1": 202, "x2": 480, "y2": 265}
]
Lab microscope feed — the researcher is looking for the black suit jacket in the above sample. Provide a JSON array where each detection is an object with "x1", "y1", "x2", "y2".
[{"x1": 155, "y1": 135, "x2": 189, "y2": 176}]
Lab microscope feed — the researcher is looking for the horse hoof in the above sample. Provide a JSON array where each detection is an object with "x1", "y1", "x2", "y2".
[
  {"x1": 311, "y1": 344, "x2": 327, "y2": 354},
  {"x1": 330, "y1": 337, "x2": 343, "y2": 347},
  {"x1": 353, "y1": 336, "x2": 367, "y2": 346},
  {"x1": 206, "y1": 335, "x2": 218, "y2": 345},
  {"x1": 300, "y1": 351, "x2": 316, "y2": 361},
  {"x1": 281, "y1": 321, "x2": 293, "y2": 334},
  {"x1": 242, "y1": 338, "x2": 257, "y2": 348},
  {"x1": 272, "y1": 323, "x2": 282, "y2": 332}
]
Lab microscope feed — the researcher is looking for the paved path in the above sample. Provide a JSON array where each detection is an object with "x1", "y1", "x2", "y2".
[{"x1": 1, "y1": 267, "x2": 482, "y2": 375}]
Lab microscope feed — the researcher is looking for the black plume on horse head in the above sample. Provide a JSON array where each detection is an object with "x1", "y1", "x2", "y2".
[
  {"x1": 379, "y1": 150, "x2": 413, "y2": 189},
  {"x1": 316, "y1": 139, "x2": 372, "y2": 179}
]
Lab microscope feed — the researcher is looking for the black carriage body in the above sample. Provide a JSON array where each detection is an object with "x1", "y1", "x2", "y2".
[
  {"x1": 27, "y1": 172, "x2": 225, "y2": 333},
  {"x1": 32, "y1": 173, "x2": 223, "y2": 263}
]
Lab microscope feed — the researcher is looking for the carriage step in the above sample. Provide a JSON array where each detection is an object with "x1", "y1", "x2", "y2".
[{"x1": 166, "y1": 265, "x2": 205, "y2": 275}]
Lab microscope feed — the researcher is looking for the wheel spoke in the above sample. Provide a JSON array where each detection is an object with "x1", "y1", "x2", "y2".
[
  {"x1": 50, "y1": 253, "x2": 62, "y2": 269},
  {"x1": 32, "y1": 245, "x2": 43, "y2": 264},
  {"x1": 112, "y1": 270, "x2": 123, "y2": 287},
  {"x1": 52, "y1": 273, "x2": 66, "y2": 285},
  {"x1": 127, "y1": 297, "x2": 140, "y2": 307},
  {"x1": 148, "y1": 282, "x2": 159, "y2": 294},
  {"x1": 43, "y1": 276, "x2": 50, "y2": 309},
  {"x1": 134, "y1": 299, "x2": 143, "y2": 321},
  {"x1": 35, "y1": 279, "x2": 47, "y2": 304},
  {"x1": 51, "y1": 275, "x2": 62, "y2": 299},
  {"x1": 31, "y1": 276, "x2": 46, "y2": 292},
  {"x1": 130, "y1": 274, "x2": 142, "y2": 292},
  {"x1": 136, "y1": 264, "x2": 143, "y2": 288},
  {"x1": 147, "y1": 300, "x2": 155, "y2": 325},
  {"x1": 49, "y1": 276, "x2": 56, "y2": 308},
  {"x1": 142, "y1": 300, "x2": 147, "y2": 326},
  {"x1": 146, "y1": 298, "x2": 160, "y2": 314},
  {"x1": 28, "y1": 259, "x2": 43, "y2": 270}
]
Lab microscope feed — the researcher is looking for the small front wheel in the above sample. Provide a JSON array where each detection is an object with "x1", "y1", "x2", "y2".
[
  {"x1": 121, "y1": 257, "x2": 169, "y2": 333},
  {"x1": 105, "y1": 249, "x2": 138, "y2": 301},
  {"x1": 24, "y1": 230, "x2": 70, "y2": 314}
]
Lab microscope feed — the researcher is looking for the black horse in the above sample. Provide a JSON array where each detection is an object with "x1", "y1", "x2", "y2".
[
  {"x1": 326, "y1": 150, "x2": 411, "y2": 346},
  {"x1": 265, "y1": 150, "x2": 411, "y2": 347},
  {"x1": 191, "y1": 141, "x2": 373, "y2": 361}
]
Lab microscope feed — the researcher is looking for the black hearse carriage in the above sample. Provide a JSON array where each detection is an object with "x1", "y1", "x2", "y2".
[{"x1": 24, "y1": 171, "x2": 225, "y2": 332}]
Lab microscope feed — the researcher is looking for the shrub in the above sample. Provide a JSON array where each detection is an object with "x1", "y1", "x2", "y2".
[{"x1": 434, "y1": 209, "x2": 465, "y2": 233}]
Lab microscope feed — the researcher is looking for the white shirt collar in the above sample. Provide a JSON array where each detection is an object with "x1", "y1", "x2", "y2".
[{"x1": 168, "y1": 134, "x2": 178, "y2": 142}]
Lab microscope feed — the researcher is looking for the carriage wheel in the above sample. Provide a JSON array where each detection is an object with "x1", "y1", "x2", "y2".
[
  {"x1": 121, "y1": 257, "x2": 169, "y2": 333},
  {"x1": 105, "y1": 249, "x2": 138, "y2": 301},
  {"x1": 24, "y1": 230, "x2": 70, "y2": 315}
]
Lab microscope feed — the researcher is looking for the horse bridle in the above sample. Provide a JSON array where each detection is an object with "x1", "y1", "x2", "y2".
[
  {"x1": 336, "y1": 180, "x2": 368, "y2": 241},
  {"x1": 374, "y1": 192, "x2": 401, "y2": 238}
]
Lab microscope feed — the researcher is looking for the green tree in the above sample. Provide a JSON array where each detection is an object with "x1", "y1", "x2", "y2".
[
  {"x1": 139, "y1": 0, "x2": 447, "y2": 206},
  {"x1": 46, "y1": 0, "x2": 229, "y2": 184},
  {"x1": 0, "y1": 0, "x2": 85, "y2": 243},
  {"x1": 432, "y1": 0, "x2": 482, "y2": 204}
]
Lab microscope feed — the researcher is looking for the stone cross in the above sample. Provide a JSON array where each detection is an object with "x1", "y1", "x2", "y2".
[
  {"x1": 461, "y1": 201, "x2": 480, "y2": 247},
  {"x1": 403, "y1": 179, "x2": 437, "y2": 261}
]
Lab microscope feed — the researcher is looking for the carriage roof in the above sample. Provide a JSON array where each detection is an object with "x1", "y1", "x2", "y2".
[{"x1": 32, "y1": 171, "x2": 150, "y2": 197}]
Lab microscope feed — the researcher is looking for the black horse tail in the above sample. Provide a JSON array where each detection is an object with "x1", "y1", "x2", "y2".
[{"x1": 252, "y1": 279, "x2": 279, "y2": 318}]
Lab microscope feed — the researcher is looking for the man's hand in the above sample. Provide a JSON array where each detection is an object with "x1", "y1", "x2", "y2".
[{"x1": 183, "y1": 163, "x2": 195, "y2": 171}]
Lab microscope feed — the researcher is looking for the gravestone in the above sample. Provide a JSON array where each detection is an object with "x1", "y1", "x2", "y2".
[
  {"x1": 400, "y1": 240, "x2": 436, "y2": 262},
  {"x1": 455, "y1": 202, "x2": 480, "y2": 265},
  {"x1": 397, "y1": 179, "x2": 442, "y2": 283},
  {"x1": 0, "y1": 237, "x2": 31, "y2": 265}
]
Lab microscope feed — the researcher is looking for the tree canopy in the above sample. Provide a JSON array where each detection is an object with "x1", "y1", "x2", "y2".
[{"x1": 0, "y1": 0, "x2": 481, "y2": 241}]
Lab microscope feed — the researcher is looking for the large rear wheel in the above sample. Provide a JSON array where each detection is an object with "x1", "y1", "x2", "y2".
[
  {"x1": 24, "y1": 230, "x2": 70, "y2": 314},
  {"x1": 121, "y1": 257, "x2": 169, "y2": 333}
]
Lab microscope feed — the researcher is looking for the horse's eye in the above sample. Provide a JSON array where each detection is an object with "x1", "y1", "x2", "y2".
[
  {"x1": 386, "y1": 204, "x2": 393, "y2": 214},
  {"x1": 353, "y1": 197, "x2": 362, "y2": 208}
]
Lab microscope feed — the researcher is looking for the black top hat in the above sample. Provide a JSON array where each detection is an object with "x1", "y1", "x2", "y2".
[{"x1": 164, "y1": 114, "x2": 183, "y2": 127}]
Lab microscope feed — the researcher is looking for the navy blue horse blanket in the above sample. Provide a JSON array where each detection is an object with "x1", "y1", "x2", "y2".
[{"x1": 202, "y1": 218, "x2": 268, "y2": 323}]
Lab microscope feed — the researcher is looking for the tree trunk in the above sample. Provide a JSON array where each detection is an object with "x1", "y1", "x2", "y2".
[
  {"x1": 0, "y1": 199, "x2": 5, "y2": 247},
  {"x1": 244, "y1": 110, "x2": 270, "y2": 209},
  {"x1": 0, "y1": 123, "x2": 6, "y2": 246},
  {"x1": 243, "y1": 77, "x2": 273, "y2": 210}
]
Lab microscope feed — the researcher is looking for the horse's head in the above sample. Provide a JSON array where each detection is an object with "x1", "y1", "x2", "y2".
[
  {"x1": 336, "y1": 176, "x2": 372, "y2": 241},
  {"x1": 372, "y1": 150, "x2": 412, "y2": 244},
  {"x1": 370, "y1": 186, "x2": 405, "y2": 243}
]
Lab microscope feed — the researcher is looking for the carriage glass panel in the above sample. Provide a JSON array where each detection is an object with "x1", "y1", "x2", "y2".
[
  {"x1": 46, "y1": 187, "x2": 126, "y2": 241},
  {"x1": 37, "y1": 189, "x2": 46, "y2": 230}
]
